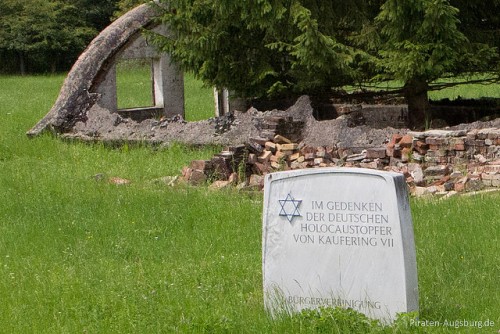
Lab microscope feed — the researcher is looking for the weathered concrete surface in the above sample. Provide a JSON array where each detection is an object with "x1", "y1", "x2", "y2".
[
  {"x1": 27, "y1": 3, "x2": 160, "y2": 137},
  {"x1": 68, "y1": 104, "x2": 262, "y2": 146},
  {"x1": 60, "y1": 95, "x2": 498, "y2": 149}
]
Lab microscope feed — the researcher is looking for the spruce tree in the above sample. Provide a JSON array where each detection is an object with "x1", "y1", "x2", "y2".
[
  {"x1": 373, "y1": 0, "x2": 496, "y2": 129},
  {"x1": 151, "y1": 0, "x2": 499, "y2": 129}
]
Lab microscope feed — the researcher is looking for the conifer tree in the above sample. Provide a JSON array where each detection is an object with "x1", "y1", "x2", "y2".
[
  {"x1": 151, "y1": 0, "x2": 371, "y2": 98},
  {"x1": 372, "y1": 0, "x2": 497, "y2": 128},
  {"x1": 153, "y1": 0, "x2": 499, "y2": 129}
]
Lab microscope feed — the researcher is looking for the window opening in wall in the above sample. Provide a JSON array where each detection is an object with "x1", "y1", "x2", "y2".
[
  {"x1": 183, "y1": 72, "x2": 214, "y2": 121},
  {"x1": 116, "y1": 59, "x2": 154, "y2": 109}
]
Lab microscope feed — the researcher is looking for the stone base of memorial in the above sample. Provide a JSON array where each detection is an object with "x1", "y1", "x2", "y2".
[{"x1": 262, "y1": 168, "x2": 418, "y2": 323}]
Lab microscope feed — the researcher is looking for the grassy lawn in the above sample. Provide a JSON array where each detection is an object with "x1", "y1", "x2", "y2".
[
  {"x1": 0, "y1": 74, "x2": 499, "y2": 333},
  {"x1": 428, "y1": 76, "x2": 500, "y2": 101},
  {"x1": 346, "y1": 76, "x2": 500, "y2": 101}
]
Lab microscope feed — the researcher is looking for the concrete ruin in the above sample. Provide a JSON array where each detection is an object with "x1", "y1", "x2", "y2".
[
  {"x1": 25, "y1": 1, "x2": 408, "y2": 147},
  {"x1": 27, "y1": 3, "x2": 184, "y2": 137},
  {"x1": 27, "y1": 3, "x2": 499, "y2": 155}
]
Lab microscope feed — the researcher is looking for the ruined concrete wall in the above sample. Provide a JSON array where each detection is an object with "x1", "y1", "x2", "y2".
[
  {"x1": 27, "y1": 2, "x2": 184, "y2": 137},
  {"x1": 63, "y1": 95, "x2": 399, "y2": 148},
  {"x1": 60, "y1": 95, "x2": 499, "y2": 150}
]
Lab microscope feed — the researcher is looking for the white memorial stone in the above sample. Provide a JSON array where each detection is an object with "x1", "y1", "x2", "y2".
[{"x1": 262, "y1": 168, "x2": 418, "y2": 323}]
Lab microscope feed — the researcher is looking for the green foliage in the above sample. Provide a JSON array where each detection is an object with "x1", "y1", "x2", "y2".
[
  {"x1": 152, "y1": 0, "x2": 372, "y2": 98},
  {"x1": 267, "y1": 2, "x2": 357, "y2": 93},
  {"x1": 0, "y1": 0, "x2": 117, "y2": 73},
  {"x1": 74, "y1": 0, "x2": 118, "y2": 31},
  {"x1": 1, "y1": 0, "x2": 94, "y2": 65},
  {"x1": 351, "y1": 0, "x2": 500, "y2": 128},
  {"x1": 150, "y1": 0, "x2": 285, "y2": 98},
  {"x1": 113, "y1": 0, "x2": 149, "y2": 18},
  {"x1": 355, "y1": 0, "x2": 500, "y2": 87},
  {"x1": 376, "y1": 0, "x2": 482, "y2": 83},
  {"x1": 153, "y1": 0, "x2": 499, "y2": 128},
  {"x1": 451, "y1": 0, "x2": 500, "y2": 47}
]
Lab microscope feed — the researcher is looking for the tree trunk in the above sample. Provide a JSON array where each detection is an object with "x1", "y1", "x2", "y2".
[
  {"x1": 404, "y1": 78, "x2": 430, "y2": 130},
  {"x1": 19, "y1": 52, "x2": 26, "y2": 76}
]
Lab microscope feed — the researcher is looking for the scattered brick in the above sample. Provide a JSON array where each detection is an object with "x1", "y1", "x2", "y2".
[
  {"x1": 280, "y1": 143, "x2": 299, "y2": 151},
  {"x1": 274, "y1": 134, "x2": 292, "y2": 144},
  {"x1": 399, "y1": 134, "x2": 413, "y2": 148},
  {"x1": 365, "y1": 148, "x2": 386, "y2": 159},
  {"x1": 189, "y1": 170, "x2": 207, "y2": 185},
  {"x1": 190, "y1": 160, "x2": 212, "y2": 171},
  {"x1": 265, "y1": 141, "x2": 276, "y2": 152},
  {"x1": 258, "y1": 150, "x2": 272, "y2": 163},
  {"x1": 180, "y1": 127, "x2": 499, "y2": 195}
]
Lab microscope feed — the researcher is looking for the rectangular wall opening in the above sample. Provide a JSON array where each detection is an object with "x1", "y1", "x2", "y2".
[
  {"x1": 116, "y1": 59, "x2": 154, "y2": 109},
  {"x1": 183, "y1": 72, "x2": 214, "y2": 121}
]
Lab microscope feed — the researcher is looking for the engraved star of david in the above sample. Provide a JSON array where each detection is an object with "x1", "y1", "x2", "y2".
[{"x1": 279, "y1": 193, "x2": 302, "y2": 223}]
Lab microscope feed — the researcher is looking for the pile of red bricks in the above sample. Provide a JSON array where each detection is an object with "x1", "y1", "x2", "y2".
[{"x1": 182, "y1": 127, "x2": 500, "y2": 196}]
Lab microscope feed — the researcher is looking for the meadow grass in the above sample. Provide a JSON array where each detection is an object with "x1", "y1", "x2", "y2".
[
  {"x1": 412, "y1": 195, "x2": 500, "y2": 331},
  {"x1": 346, "y1": 76, "x2": 500, "y2": 101},
  {"x1": 428, "y1": 76, "x2": 500, "y2": 101},
  {"x1": 116, "y1": 60, "x2": 154, "y2": 109},
  {"x1": 0, "y1": 74, "x2": 499, "y2": 333}
]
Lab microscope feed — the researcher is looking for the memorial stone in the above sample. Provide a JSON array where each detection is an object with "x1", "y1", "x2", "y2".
[{"x1": 262, "y1": 168, "x2": 418, "y2": 323}]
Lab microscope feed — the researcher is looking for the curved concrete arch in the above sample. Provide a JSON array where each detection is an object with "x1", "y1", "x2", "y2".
[{"x1": 27, "y1": 2, "x2": 181, "y2": 137}]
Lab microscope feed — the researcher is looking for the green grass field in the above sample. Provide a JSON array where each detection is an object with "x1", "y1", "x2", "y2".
[
  {"x1": 347, "y1": 76, "x2": 500, "y2": 101},
  {"x1": 0, "y1": 74, "x2": 499, "y2": 333},
  {"x1": 429, "y1": 76, "x2": 500, "y2": 101}
]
